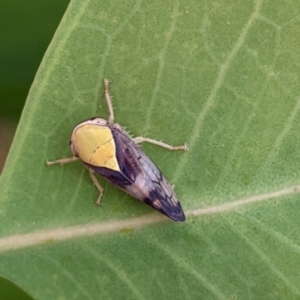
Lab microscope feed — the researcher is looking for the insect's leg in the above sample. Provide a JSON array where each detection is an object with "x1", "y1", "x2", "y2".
[
  {"x1": 46, "y1": 156, "x2": 79, "y2": 166},
  {"x1": 133, "y1": 137, "x2": 188, "y2": 151},
  {"x1": 88, "y1": 169, "x2": 104, "y2": 206},
  {"x1": 103, "y1": 79, "x2": 114, "y2": 126}
]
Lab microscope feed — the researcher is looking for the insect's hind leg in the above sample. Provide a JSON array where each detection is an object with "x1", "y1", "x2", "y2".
[
  {"x1": 133, "y1": 137, "x2": 188, "y2": 151},
  {"x1": 88, "y1": 169, "x2": 104, "y2": 206},
  {"x1": 103, "y1": 79, "x2": 114, "y2": 126}
]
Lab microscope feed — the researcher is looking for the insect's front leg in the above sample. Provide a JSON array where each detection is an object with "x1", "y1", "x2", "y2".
[
  {"x1": 46, "y1": 156, "x2": 79, "y2": 166},
  {"x1": 88, "y1": 169, "x2": 104, "y2": 206},
  {"x1": 133, "y1": 137, "x2": 189, "y2": 151},
  {"x1": 103, "y1": 79, "x2": 114, "y2": 126}
]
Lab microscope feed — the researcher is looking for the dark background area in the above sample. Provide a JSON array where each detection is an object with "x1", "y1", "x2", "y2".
[
  {"x1": 0, "y1": 0, "x2": 70, "y2": 172},
  {"x1": 0, "y1": 1, "x2": 69, "y2": 298}
]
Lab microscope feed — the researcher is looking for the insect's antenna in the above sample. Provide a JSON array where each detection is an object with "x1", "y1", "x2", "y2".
[{"x1": 104, "y1": 79, "x2": 114, "y2": 126}]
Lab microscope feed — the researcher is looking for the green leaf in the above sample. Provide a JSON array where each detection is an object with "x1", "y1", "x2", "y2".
[{"x1": 1, "y1": 0, "x2": 300, "y2": 299}]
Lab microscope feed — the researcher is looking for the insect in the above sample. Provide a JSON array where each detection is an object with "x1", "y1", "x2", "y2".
[{"x1": 47, "y1": 79, "x2": 188, "y2": 221}]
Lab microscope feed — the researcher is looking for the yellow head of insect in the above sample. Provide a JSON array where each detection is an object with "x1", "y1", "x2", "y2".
[{"x1": 70, "y1": 118, "x2": 120, "y2": 171}]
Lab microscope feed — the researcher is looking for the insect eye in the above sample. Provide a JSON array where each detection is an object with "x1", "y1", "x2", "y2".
[
  {"x1": 89, "y1": 118, "x2": 108, "y2": 126},
  {"x1": 69, "y1": 140, "x2": 78, "y2": 157}
]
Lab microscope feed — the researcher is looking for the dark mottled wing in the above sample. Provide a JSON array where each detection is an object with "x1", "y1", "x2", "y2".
[{"x1": 87, "y1": 124, "x2": 185, "y2": 221}]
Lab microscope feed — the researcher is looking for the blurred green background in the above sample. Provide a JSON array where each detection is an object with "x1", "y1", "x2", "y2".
[
  {"x1": 0, "y1": 1, "x2": 69, "y2": 298},
  {"x1": 0, "y1": 0, "x2": 69, "y2": 172}
]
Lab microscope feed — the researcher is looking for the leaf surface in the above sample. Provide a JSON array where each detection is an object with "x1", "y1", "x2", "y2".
[{"x1": 1, "y1": 0, "x2": 300, "y2": 299}]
